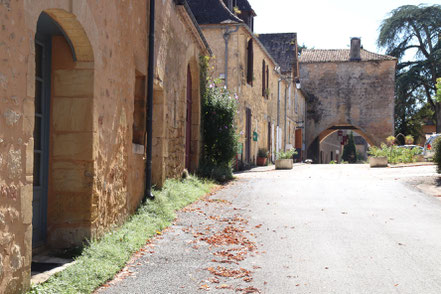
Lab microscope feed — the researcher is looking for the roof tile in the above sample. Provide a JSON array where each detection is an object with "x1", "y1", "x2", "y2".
[{"x1": 299, "y1": 49, "x2": 396, "y2": 63}]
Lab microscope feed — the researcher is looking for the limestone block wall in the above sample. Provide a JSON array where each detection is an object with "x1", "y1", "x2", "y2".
[
  {"x1": 151, "y1": 1, "x2": 204, "y2": 186},
  {"x1": 300, "y1": 60, "x2": 396, "y2": 154},
  {"x1": 0, "y1": 0, "x2": 207, "y2": 292}
]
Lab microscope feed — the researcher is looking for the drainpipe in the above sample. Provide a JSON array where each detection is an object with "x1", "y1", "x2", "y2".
[
  {"x1": 144, "y1": 0, "x2": 155, "y2": 201},
  {"x1": 284, "y1": 83, "x2": 289, "y2": 150},
  {"x1": 223, "y1": 25, "x2": 239, "y2": 89}
]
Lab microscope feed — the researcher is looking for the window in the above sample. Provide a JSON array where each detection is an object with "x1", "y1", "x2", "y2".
[
  {"x1": 246, "y1": 39, "x2": 253, "y2": 85},
  {"x1": 262, "y1": 60, "x2": 269, "y2": 98},
  {"x1": 133, "y1": 72, "x2": 146, "y2": 145}
]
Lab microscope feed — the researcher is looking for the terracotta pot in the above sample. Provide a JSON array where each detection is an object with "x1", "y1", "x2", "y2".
[{"x1": 257, "y1": 156, "x2": 267, "y2": 166}]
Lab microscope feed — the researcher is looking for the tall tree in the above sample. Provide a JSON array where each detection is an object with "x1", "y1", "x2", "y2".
[
  {"x1": 377, "y1": 5, "x2": 441, "y2": 131},
  {"x1": 342, "y1": 132, "x2": 356, "y2": 163}
]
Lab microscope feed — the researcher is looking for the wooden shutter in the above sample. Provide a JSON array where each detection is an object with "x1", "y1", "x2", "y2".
[
  {"x1": 247, "y1": 39, "x2": 253, "y2": 85},
  {"x1": 262, "y1": 60, "x2": 266, "y2": 96},
  {"x1": 266, "y1": 65, "x2": 269, "y2": 99}
]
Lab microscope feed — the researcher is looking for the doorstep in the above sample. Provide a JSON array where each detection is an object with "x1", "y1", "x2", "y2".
[{"x1": 31, "y1": 255, "x2": 76, "y2": 285}]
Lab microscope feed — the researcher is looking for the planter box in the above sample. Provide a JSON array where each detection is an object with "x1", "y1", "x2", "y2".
[
  {"x1": 369, "y1": 156, "x2": 388, "y2": 168},
  {"x1": 256, "y1": 157, "x2": 267, "y2": 166},
  {"x1": 275, "y1": 159, "x2": 293, "y2": 169}
]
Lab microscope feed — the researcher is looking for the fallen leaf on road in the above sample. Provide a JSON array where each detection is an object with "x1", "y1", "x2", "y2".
[
  {"x1": 236, "y1": 286, "x2": 261, "y2": 293},
  {"x1": 199, "y1": 284, "x2": 210, "y2": 291}
]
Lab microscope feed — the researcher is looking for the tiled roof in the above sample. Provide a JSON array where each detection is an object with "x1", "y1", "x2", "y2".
[
  {"x1": 186, "y1": 0, "x2": 243, "y2": 25},
  {"x1": 299, "y1": 49, "x2": 396, "y2": 63},
  {"x1": 259, "y1": 33, "x2": 297, "y2": 74}
]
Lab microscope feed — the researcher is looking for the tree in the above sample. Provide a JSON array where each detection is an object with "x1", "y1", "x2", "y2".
[
  {"x1": 377, "y1": 5, "x2": 441, "y2": 131},
  {"x1": 342, "y1": 132, "x2": 357, "y2": 163}
]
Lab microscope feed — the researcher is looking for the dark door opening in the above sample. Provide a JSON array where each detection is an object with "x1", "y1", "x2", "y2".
[
  {"x1": 185, "y1": 66, "x2": 192, "y2": 170},
  {"x1": 245, "y1": 108, "x2": 252, "y2": 162},
  {"x1": 33, "y1": 36, "x2": 51, "y2": 248}
]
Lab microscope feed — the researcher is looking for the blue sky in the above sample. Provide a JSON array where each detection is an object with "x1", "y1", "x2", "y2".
[{"x1": 249, "y1": 0, "x2": 439, "y2": 54}]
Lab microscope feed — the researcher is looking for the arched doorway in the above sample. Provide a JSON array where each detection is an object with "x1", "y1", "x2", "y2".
[
  {"x1": 308, "y1": 125, "x2": 374, "y2": 164},
  {"x1": 32, "y1": 9, "x2": 94, "y2": 250},
  {"x1": 185, "y1": 65, "x2": 192, "y2": 170}
]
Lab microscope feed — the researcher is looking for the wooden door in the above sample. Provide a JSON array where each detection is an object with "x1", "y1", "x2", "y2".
[
  {"x1": 185, "y1": 66, "x2": 192, "y2": 170},
  {"x1": 33, "y1": 38, "x2": 51, "y2": 248},
  {"x1": 245, "y1": 108, "x2": 252, "y2": 162}
]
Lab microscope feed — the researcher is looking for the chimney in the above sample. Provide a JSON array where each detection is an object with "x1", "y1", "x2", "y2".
[{"x1": 350, "y1": 37, "x2": 361, "y2": 61}]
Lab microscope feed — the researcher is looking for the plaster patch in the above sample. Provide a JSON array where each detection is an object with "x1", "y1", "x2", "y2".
[
  {"x1": 0, "y1": 254, "x2": 3, "y2": 277},
  {"x1": 0, "y1": 232, "x2": 12, "y2": 246},
  {"x1": 7, "y1": 148, "x2": 22, "y2": 178},
  {"x1": 10, "y1": 244, "x2": 22, "y2": 270},
  {"x1": 0, "y1": 0, "x2": 10, "y2": 9},
  {"x1": 0, "y1": 211, "x2": 4, "y2": 226},
  {"x1": 0, "y1": 72, "x2": 6, "y2": 88},
  {"x1": 4, "y1": 109, "x2": 22, "y2": 126}
]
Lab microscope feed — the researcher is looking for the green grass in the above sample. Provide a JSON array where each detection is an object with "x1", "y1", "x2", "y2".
[{"x1": 28, "y1": 176, "x2": 214, "y2": 294}]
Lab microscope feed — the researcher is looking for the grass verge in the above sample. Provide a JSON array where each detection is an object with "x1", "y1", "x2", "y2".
[{"x1": 28, "y1": 176, "x2": 215, "y2": 294}]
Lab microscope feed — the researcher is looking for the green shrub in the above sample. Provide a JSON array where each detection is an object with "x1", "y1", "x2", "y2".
[
  {"x1": 434, "y1": 137, "x2": 441, "y2": 173},
  {"x1": 368, "y1": 144, "x2": 421, "y2": 164},
  {"x1": 329, "y1": 160, "x2": 337, "y2": 164},
  {"x1": 258, "y1": 148, "x2": 268, "y2": 158},
  {"x1": 276, "y1": 149, "x2": 297, "y2": 159},
  {"x1": 342, "y1": 132, "x2": 357, "y2": 163},
  {"x1": 198, "y1": 57, "x2": 239, "y2": 181}
]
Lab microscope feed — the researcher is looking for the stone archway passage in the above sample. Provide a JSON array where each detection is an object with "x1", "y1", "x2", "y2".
[
  {"x1": 308, "y1": 125, "x2": 374, "y2": 164},
  {"x1": 32, "y1": 9, "x2": 94, "y2": 250},
  {"x1": 299, "y1": 45, "x2": 397, "y2": 163}
]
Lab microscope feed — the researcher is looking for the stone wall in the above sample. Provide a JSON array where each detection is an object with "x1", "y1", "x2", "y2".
[
  {"x1": 0, "y1": 0, "x2": 207, "y2": 292},
  {"x1": 300, "y1": 59, "x2": 396, "y2": 162}
]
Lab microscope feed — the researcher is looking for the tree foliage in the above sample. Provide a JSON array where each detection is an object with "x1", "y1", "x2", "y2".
[
  {"x1": 198, "y1": 57, "x2": 239, "y2": 181},
  {"x1": 342, "y1": 132, "x2": 357, "y2": 163},
  {"x1": 378, "y1": 4, "x2": 441, "y2": 131}
]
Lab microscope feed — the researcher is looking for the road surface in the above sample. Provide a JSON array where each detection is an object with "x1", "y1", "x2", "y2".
[{"x1": 98, "y1": 164, "x2": 441, "y2": 294}]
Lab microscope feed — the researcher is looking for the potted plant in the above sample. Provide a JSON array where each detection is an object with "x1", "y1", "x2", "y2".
[
  {"x1": 367, "y1": 144, "x2": 388, "y2": 167},
  {"x1": 275, "y1": 149, "x2": 297, "y2": 169},
  {"x1": 257, "y1": 148, "x2": 268, "y2": 166}
]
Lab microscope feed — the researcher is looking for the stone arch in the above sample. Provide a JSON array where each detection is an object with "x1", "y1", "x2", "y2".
[
  {"x1": 186, "y1": 57, "x2": 201, "y2": 173},
  {"x1": 308, "y1": 124, "x2": 375, "y2": 163},
  {"x1": 32, "y1": 9, "x2": 95, "y2": 250},
  {"x1": 43, "y1": 9, "x2": 94, "y2": 62}
]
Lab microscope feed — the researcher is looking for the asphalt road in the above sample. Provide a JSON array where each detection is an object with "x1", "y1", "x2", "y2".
[{"x1": 98, "y1": 164, "x2": 441, "y2": 294}]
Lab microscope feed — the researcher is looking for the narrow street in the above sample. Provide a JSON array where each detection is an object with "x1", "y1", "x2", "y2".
[{"x1": 98, "y1": 164, "x2": 441, "y2": 294}]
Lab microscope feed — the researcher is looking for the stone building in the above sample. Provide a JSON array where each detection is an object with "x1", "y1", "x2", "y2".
[
  {"x1": 0, "y1": 0, "x2": 209, "y2": 292},
  {"x1": 299, "y1": 38, "x2": 396, "y2": 163},
  {"x1": 187, "y1": 0, "x2": 304, "y2": 164},
  {"x1": 259, "y1": 33, "x2": 307, "y2": 160}
]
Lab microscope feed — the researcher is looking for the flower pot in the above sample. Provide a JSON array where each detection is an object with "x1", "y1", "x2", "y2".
[
  {"x1": 257, "y1": 156, "x2": 267, "y2": 166},
  {"x1": 275, "y1": 159, "x2": 293, "y2": 169},
  {"x1": 369, "y1": 156, "x2": 388, "y2": 168}
]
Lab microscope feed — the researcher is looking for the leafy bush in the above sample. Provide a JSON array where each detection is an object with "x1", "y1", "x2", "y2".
[
  {"x1": 342, "y1": 132, "x2": 357, "y2": 163},
  {"x1": 329, "y1": 160, "x2": 337, "y2": 164},
  {"x1": 276, "y1": 149, "x2": 297, "y2": 160},
  {"x1": 198, "y1": 57, "x2": 239, "y2": 182},
  {"x1": 434, "y1": 137, "x2": 441, "y2": 173},
  {"x1": 368, "y1": 143, "x2": 421, "y2": 164},
  {"x1": 258, "y1": 148, "x2": 268, "y2": 158}
]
